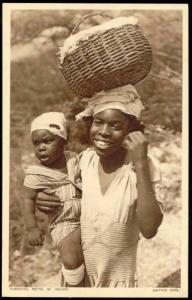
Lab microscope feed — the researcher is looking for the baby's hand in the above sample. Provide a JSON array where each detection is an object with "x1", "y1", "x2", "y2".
[{"x1": 27, "y1": 227, "x2": 44, "y2": 246}]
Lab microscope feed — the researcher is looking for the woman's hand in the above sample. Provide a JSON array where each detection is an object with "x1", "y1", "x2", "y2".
[
  {"x1": 122, "y1": 131, "x2": 148, "y2": 165},
  {"x1": 36, "y1": 189, "x2": 63, "y2": 214}
]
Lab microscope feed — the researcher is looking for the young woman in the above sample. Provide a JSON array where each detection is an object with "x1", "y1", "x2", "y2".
[{"x1": 36, "y1": 84, "x2": 164, "y2": 287}]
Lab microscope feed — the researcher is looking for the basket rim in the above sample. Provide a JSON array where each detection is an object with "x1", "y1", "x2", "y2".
[{"x1": 60, "y1": 17, "x2": 140, "y2": 60}]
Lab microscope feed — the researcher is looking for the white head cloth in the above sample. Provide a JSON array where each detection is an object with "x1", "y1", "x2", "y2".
[
  {"x1": 75, "y1": 84, "x2": 144, "y2": 120},
  {"x1": 31, "y1": 112, "x2": 67, "y2": 140}
]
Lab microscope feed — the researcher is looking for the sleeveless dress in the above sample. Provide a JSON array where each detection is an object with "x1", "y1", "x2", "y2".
[
  {"x1": 79, "y1": 148, "x2": 164, "y2": 287},
  {"x1": 23, "y1": 151, "x2": 81, "y2": 247}
]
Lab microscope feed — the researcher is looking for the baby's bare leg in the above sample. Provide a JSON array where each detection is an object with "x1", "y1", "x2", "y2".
[
  {"x1": 58, "y1": 227, "x2": 84, "y2": 287},
  {"x1": 58, "y1": 227, "x2": 83, "y2": 268}
]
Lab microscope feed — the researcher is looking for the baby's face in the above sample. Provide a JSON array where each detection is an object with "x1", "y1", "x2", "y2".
[{"x1": 31, "y1": 130, "x2": 65, "y2": 167}]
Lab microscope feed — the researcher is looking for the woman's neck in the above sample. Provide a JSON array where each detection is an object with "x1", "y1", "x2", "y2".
[{"x1": 99, "y1": 148, "x2": 128, "y2": 173}]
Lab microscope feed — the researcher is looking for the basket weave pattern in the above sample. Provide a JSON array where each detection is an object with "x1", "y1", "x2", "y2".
[{"x1": 60, "y1": 24, "x2": 152, "y2": 98}]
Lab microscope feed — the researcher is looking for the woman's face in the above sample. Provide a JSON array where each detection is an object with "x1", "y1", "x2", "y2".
[
  {"x1": 31, "y1": 129, "x2": 65, "y2": 167},
  {"x1": 90, "y1": 109, "x2": 130, "y2": 157}
]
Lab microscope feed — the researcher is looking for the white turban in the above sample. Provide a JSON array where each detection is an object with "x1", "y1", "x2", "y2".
[
  {"x1": 75, "y1": 84, "x2": 144, "y2": 121},
  {"x1": 31, "y1": 112, "x2": 67, "y2": 140}
]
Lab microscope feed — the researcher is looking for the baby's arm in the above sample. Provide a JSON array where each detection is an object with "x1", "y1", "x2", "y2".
[{"x1": 23, "y1": 186, "x2": 44, "y2": 246}]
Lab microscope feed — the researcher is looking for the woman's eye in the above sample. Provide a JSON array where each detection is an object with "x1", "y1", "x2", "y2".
[
  {"x1": 112, "y1": 125, "x2": 121, "y2": 130},
  {"x1": 45, "y1": 139, "x2": 53, "y2": 144},
  {"x1": 93, "y1": 120, "x2": 102, "y2": 126}
]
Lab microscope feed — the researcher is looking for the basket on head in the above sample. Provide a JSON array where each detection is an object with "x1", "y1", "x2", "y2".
[{"x1": 59, "y1": 14, "x2": 152, "y2": 98}]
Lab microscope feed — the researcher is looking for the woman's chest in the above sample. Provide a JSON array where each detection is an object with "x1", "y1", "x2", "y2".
[
  {"x1": 98, "y1": 168, "x2": 119, "y2": 196},
  {"x1": 81, "y1": 164, "x2": 137, "y2": 224}
]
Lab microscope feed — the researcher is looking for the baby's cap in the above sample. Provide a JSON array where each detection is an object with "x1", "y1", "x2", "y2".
[{"x1": 31, "y1": 112, "x2": 67, "y2": 140}]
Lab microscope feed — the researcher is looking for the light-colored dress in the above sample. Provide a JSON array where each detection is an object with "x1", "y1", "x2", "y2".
[
  {"x1": 79, "y1": 148, "x2": 164, "y2": 287},
  {"x1": 23, "y1": 151, "x2": 81, "y2": 247}
]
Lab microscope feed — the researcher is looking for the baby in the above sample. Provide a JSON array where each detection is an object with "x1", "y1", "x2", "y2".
[{"x1": 23, "y1": 112, "x2": 84, "y2": 287}]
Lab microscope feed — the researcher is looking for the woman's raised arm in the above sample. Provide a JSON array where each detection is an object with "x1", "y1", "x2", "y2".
[{"x1": 123, "y1": 131, "x2": 163, "y2": 238}]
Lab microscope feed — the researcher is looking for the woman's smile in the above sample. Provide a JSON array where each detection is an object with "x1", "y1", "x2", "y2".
[
  {"x1": 90, "y1": 109, "x2": 130, "y2": 157},
  {"x1": 94, "y1": 139, "x2": 112, "y2": 149}
]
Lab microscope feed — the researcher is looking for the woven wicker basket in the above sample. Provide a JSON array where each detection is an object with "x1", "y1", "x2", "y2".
[{"x1": 59, "y1": 14, "x2": 152, "y2": 98}]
